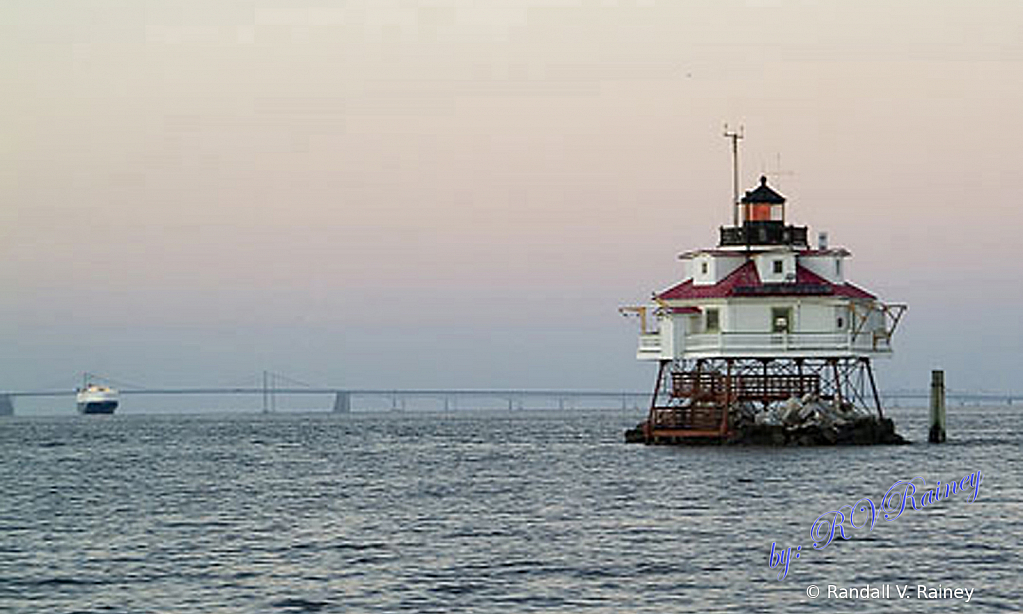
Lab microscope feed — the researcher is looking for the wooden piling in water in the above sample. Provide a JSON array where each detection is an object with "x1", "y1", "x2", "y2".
[{"x1": 929, "y1": 370, "x2": 946, "y2": 443}]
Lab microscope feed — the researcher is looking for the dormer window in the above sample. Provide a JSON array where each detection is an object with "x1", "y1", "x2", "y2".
[
  {"x1": 772, "y1": 260, "x2": 784, "y2": 274},
  {"x1": 701, "y1": 261, "x2": 709, "y2": 275},
  {"x1": 836, "y1": 260, "x2": 843, "y2": 277}
]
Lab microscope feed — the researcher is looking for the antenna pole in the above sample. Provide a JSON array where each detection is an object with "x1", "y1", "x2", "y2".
[{"x1": 724, "y1": 124, "x2": 744, "y2": 226}]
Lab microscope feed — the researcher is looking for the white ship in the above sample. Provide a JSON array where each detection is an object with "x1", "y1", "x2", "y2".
[{"x1": 76, "y1": 384, "x2": 119, "y2": 415}]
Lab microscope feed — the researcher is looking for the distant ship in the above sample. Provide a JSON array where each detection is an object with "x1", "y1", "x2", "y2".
[{"x1": 76, "y1": 384, "x2": 119, "y2": 415}]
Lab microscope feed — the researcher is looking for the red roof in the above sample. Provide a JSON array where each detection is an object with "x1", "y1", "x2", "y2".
[
  {"x1": 797, "y1": 265, "x2": 876, "y2": 299},
  {"x1": 668, "y1": 306, "x2": 702, "y2": 314},
  {"x1": 656, "y1": 261, "x2": 876, "y2": 301},
  {"x1": 799, "y1": 248, "x2": 852, "y2": 257}
]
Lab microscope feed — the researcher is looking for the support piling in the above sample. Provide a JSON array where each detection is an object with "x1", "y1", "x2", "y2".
[{"x1": 929, "y1": 370, "x2": 946, "y2": 443}]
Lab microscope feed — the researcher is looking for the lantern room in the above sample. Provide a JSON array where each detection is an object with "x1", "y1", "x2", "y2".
[
  {"x1": 719, "y1": 176, "x2": 808, "y2": 248},
  {"x1": 741, "y1": 176, "x2": 785, "y2": 222}
]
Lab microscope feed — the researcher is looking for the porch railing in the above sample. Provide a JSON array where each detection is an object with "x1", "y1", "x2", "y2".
[{"x1": 639, "y1": 330, "x2": 892, "y2": 357}]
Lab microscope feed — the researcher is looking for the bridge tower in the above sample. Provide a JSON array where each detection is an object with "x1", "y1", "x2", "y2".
[{"x1": 333, "y1": 391, "x2": 351, "y2": 413}]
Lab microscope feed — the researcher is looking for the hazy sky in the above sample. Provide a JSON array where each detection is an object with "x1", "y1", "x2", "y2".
[{"x1": 3, "y1": 0, "x2": 1023, "y2": 398}]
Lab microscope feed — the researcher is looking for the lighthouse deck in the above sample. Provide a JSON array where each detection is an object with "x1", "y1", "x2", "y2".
[
  {"x1": 637, "y1": 355, "x2": 890, "y2": 444},
  {"x1": 638, "y1": 330, "x2": 892, "y2": 360},
  {"x1": 646, "y1": 368, "x2": 821, "y2": 440}
]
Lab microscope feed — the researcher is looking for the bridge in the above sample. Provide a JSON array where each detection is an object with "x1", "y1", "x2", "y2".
[
  {"x1": 0, "y1": 371, "x2": 653, "y2": 415},
  {"x1": 0, "y1": 372, "x2": 1018, "y2": 416}
]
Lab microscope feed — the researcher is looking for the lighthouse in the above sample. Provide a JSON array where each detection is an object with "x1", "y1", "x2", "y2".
[{"x1": 624, "y1": 156, "x2": 906, "y2": 444}]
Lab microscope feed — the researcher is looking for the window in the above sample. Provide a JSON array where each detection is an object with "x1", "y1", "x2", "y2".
[
  {"x1": 772, "y1": 259, "x2": 784, "y2": 274},
  {"x1": 836, "y1": 259, "x2": 843, "y2": 277},
  {"x1": 705, "y1": 308, "x2": 720, "y2": 332},
  {"x1": 771, "y1": 307, "x2": 791, "y2": 333},
  {"x1": 701, "y1": 261, "x2": 709, "y2": 275},
  {"x1": 837, "y1": 316, "x2": 845, "y2": 329}
]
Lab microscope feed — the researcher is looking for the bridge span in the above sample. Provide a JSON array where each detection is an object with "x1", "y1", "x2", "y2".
[
  {"x1": 1, "y1": 371, "x2": 1018, "y2": 416},
  {"x1": 0, "y1": 385, "x2": 654, "y2": 416}
]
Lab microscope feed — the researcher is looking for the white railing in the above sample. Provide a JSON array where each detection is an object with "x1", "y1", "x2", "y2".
[
  {"x1": 637, "y1": 332, "x2": 662, "y2": 358},
  {"x1": 639, "y1": 333, "x2": 661, "y2": 349},
  {"x1": 638, "y1": 330, "x2": 892, "y2": 359},
  {"x1": 682, "y1": 331, "x2": 891, "y2": 354}
]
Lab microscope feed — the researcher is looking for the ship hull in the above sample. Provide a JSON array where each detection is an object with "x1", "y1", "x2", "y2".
[{"x1": 78, "y1": 401, "x2": 118, "y2": 415}]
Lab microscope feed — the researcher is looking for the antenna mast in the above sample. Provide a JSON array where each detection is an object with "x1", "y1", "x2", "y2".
[
  {"x1": 723, "y1": 124, "x2": 744, "y2": 226},
  {"x1": 764, "y1": 152, "x2": 795, "y2": 189}
]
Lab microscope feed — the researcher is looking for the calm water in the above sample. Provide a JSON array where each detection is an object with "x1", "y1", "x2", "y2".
[{"x1": 1, "y1": 405, "x2": 1019, "y2": 613}]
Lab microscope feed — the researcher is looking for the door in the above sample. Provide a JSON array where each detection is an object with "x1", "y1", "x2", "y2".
[{"x1": 771, "y1": 307, "x2": 792, "y2": 334}]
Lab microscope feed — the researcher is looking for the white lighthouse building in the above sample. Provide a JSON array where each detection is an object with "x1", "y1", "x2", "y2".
[{"x1": 625, "y1": 173, "x2": 905, "y2": 443}]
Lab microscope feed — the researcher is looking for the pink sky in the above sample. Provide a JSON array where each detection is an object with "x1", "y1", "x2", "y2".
[{"x1": 3, "y1": 1, "x2": 1023, "y2": 395}]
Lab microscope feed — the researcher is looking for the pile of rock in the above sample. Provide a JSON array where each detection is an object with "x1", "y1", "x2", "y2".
[{"x1": 730, "y1": 394, "x2": 907, "y2": 446}]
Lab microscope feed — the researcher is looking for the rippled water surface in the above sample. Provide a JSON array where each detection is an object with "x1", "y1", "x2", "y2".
[{"x1": 1, "y1": 406, "x2": 1019, "y2": 613}]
